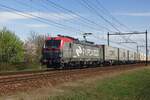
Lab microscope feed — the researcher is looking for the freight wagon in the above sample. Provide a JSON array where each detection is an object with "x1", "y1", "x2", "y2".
[
  {"x1": 41, "y1": 35, "x2": 146, "y2": 68},
  {"x1": 118, "y1": 48, "x2": 128, "y2": 64},
  {"x1": 102, "y1": 45, "x2": 118, "y2": 65},
  {"x1": 139, "y1": 53, "x2": 146, "y2": 62}
]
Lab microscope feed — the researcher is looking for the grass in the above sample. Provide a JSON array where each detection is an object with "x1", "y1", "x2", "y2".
[
  {"x1": 47, "y1": 67, "x2": 150, "y2": 100},
  {"x1": 0, "y1": 63, "x2": 45, "y2": 72},
  {"x1": 1, "y1": 67, "x2": 150, "y2": 100}
]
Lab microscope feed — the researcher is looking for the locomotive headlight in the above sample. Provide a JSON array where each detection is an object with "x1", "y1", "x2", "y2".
[
  {"x1": 59, "y1": 52, "x2": 62, "y2": 57},
  {"x1": 43, "y1": 59, "x2": 47, "y2": 62}
]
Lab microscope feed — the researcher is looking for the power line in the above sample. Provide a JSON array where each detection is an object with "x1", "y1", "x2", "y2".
[
  {"x1": 79, "y1": 0, "x2": 136, "y2": 44},
  {"x1": 45, "y1": 0, "x2": 113, "y2": 32},
  {"x1": 94, "y1": 0, "x2": 132, "y2": 32},
  {"x1": 93, "y1": 0, "x2": 136, "y2": 42},
  {"x1": 77, "y1": 0, "x2": 129, "y2": 42},
  {"x1": 0, "y1": 3, "x2": 84, "y2": 33},
  {"x1": 92, "y1": 33, "x2": 137, "y2": 51},
  {"x1": 45, "y1": 0, "x2": 137, "y2": 48},
  {"x1": 81, "y1": 0, "x2": 121, "y2": 32},
  {"x1": 28, "y1": 0, "x2": 105, "y2": 32}
]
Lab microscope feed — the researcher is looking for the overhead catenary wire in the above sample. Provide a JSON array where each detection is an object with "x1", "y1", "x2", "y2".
[
  {"x1": 1, "y1": 1, "x2": 143, "y2": 51},
  {"x1": 15, "y1": 0, "x2": 105, "y2": 32},
  {"x1": 45, "y1": 0, "x2": 137, "y2": 48},
  {"x1": 45, "y1": 0, "x2": 114, "y2": 32},
  {"x1": 77, "y1": 0, "x2": 126, "y2": 41},
  {"x1": 78, "y1": 0, "x2": 137, "y2": 45},
  {"x1": 94, "y1": 0, "x2": 132, "y2": 32},
  {"x1": 0, "y1": 3, "x2": 84, "y2": 34},
  {"x1": 39, "y1": 0, "x2": 136, "y2": 45},
  {"x1": 41, "y1": 0, "x2": 106, "y2": 32},
  {"x1": 81, "y1": 0, "x2": 121, "y2": 32},
  {"x1": 93, "y1": 0, "x2": 138, "y2": 43},
  {"x1": 92, "y1": 33, "x2": 137, "y2": 51}
]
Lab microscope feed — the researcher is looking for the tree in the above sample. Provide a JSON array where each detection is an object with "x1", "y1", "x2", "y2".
[
  {"x1": 0, "y1": 27, "x2": 24, "y2": 64},
  {"x1": 24, "y1": 32, "x2": 45, "y2": 63}
]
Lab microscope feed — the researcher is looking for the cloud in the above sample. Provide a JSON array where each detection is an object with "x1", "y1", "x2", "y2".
[
  {"x1": 26, "y1": 24, "x2": 49, "y2": 28},
  {"x1": 113, "y1": 12, "x2": 150, "y2": 16},
  {"x1": 0, "y1": 12, "x2": 28, "y2": 23},
  {"x1": 0, "y1": 11, "x2": 79, "y2": 23},
  {"x1": 30, "y1": 12, "x2": 79, "y2": 21}
]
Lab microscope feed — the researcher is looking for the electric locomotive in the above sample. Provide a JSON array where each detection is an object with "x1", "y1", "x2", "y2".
[{"x1": 41, "y1": 35, "x2": 101, "y2": 68}]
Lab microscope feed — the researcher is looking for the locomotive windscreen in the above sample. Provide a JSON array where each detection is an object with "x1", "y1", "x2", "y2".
[{"x1": 46, "y1": 40, "x2": 61, "y2": 48}]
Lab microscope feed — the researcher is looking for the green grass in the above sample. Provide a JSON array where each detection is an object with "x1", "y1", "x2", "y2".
[
  {"x1": 48, "y1": 68, "x2": 150, "y2": 100},
  {"x1": 0, "y1": 63, "x2": 45, "y2": 72}
]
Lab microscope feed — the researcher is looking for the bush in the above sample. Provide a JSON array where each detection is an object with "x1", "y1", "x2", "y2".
[
  {"x1": 0, "y1": 27, "x2": 24, "y2": 64},
  {"x1": 0, "y1": 27, "x2": 24, "y2": 71}
]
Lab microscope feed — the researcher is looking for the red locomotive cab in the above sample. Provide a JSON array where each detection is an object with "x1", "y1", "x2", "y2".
[
  {"x1": 45, "y1": 38, "x2": 61, "y2": 49},
  {"x1": 41, "y1": 35, "x2": 75, "y2": 67},
  {"x1": 44, "y1": 35, "x2": 74, "y2": 50}
]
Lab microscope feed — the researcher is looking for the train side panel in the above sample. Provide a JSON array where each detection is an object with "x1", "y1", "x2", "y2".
[
  {"x1": 62, "y1": 42, "x2": 72, "y2": 63},
  {"x1": 104, "y1": 45, "x2": 118, "y2": 64},
  {"x1": 119, "y1": 48, "x2": 128, "y2": 62},
  {"x1": 128, "y1": 51, "x2": 135, "y2": 62},
  {"x1": 139, "y1": 53, "x2": 146, "y2": 62},
  {"x1": 71, "y1": 43, "x2": 101, "y2": 60},
  {"x1": 62, "y1": 42, "x2": 103, "y2": 64},
  {"x1": 134, "y1": 52, "x2": 139, "y2": 62}
]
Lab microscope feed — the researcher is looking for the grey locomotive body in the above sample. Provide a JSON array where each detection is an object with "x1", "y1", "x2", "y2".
[{"x1": 61, "y1": 41, "x2": 103, "y2": 67}]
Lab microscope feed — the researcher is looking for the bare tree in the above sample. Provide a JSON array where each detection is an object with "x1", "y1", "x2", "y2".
[{"x1": 24, "y1": 32, "x2": 45, "y2": 64}]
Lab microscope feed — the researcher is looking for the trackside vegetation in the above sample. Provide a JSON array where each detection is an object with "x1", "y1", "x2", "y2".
[
  {"x1": 47, "y1": 68, "x2": 150, "y2": 100},
  {"x1": 0, "y1": 27, "x2": 45, "y2": 72}
]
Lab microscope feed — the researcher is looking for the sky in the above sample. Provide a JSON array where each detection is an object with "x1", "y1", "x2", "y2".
[{"x1": 0, "y1": 0, "x2": 150, "y2": 52}]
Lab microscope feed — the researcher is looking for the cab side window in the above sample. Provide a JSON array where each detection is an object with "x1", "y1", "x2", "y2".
[{"x1": 69, "y1": 43, "x2": 72, "y2": 48}]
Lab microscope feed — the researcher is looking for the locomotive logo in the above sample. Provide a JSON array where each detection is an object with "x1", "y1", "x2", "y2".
[
  {"x1": 76, "y1": 46, "x2": 83, "y2": 56},
  {"x1": 75, "y1": 46, "x2": 99, "y2": 57}
]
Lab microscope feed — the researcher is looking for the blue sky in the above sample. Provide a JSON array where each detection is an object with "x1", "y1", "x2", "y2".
[{"x1": 0, "y1": 0, "x2": 149, "y2": 51}]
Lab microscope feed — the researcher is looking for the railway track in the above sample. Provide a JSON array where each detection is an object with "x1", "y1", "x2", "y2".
[
  {"x1": 0, "y1": 63, "x2": 145, "y2": 84},
  {"x1": 0, "y1": 68, "x2": 53, "y2": 77},
  {"x1": 0, "y1": 64, "x2": 147, "y2": 95}
]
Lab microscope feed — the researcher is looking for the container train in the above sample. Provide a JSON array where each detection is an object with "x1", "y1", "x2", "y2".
[{"x1": 41, "y1": 35, "x2": 147, "y2": 68}]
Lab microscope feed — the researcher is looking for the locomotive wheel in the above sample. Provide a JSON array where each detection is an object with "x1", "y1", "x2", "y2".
[{"x1": 47, "y1": 63, "x2": 51, "y2": 68}]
